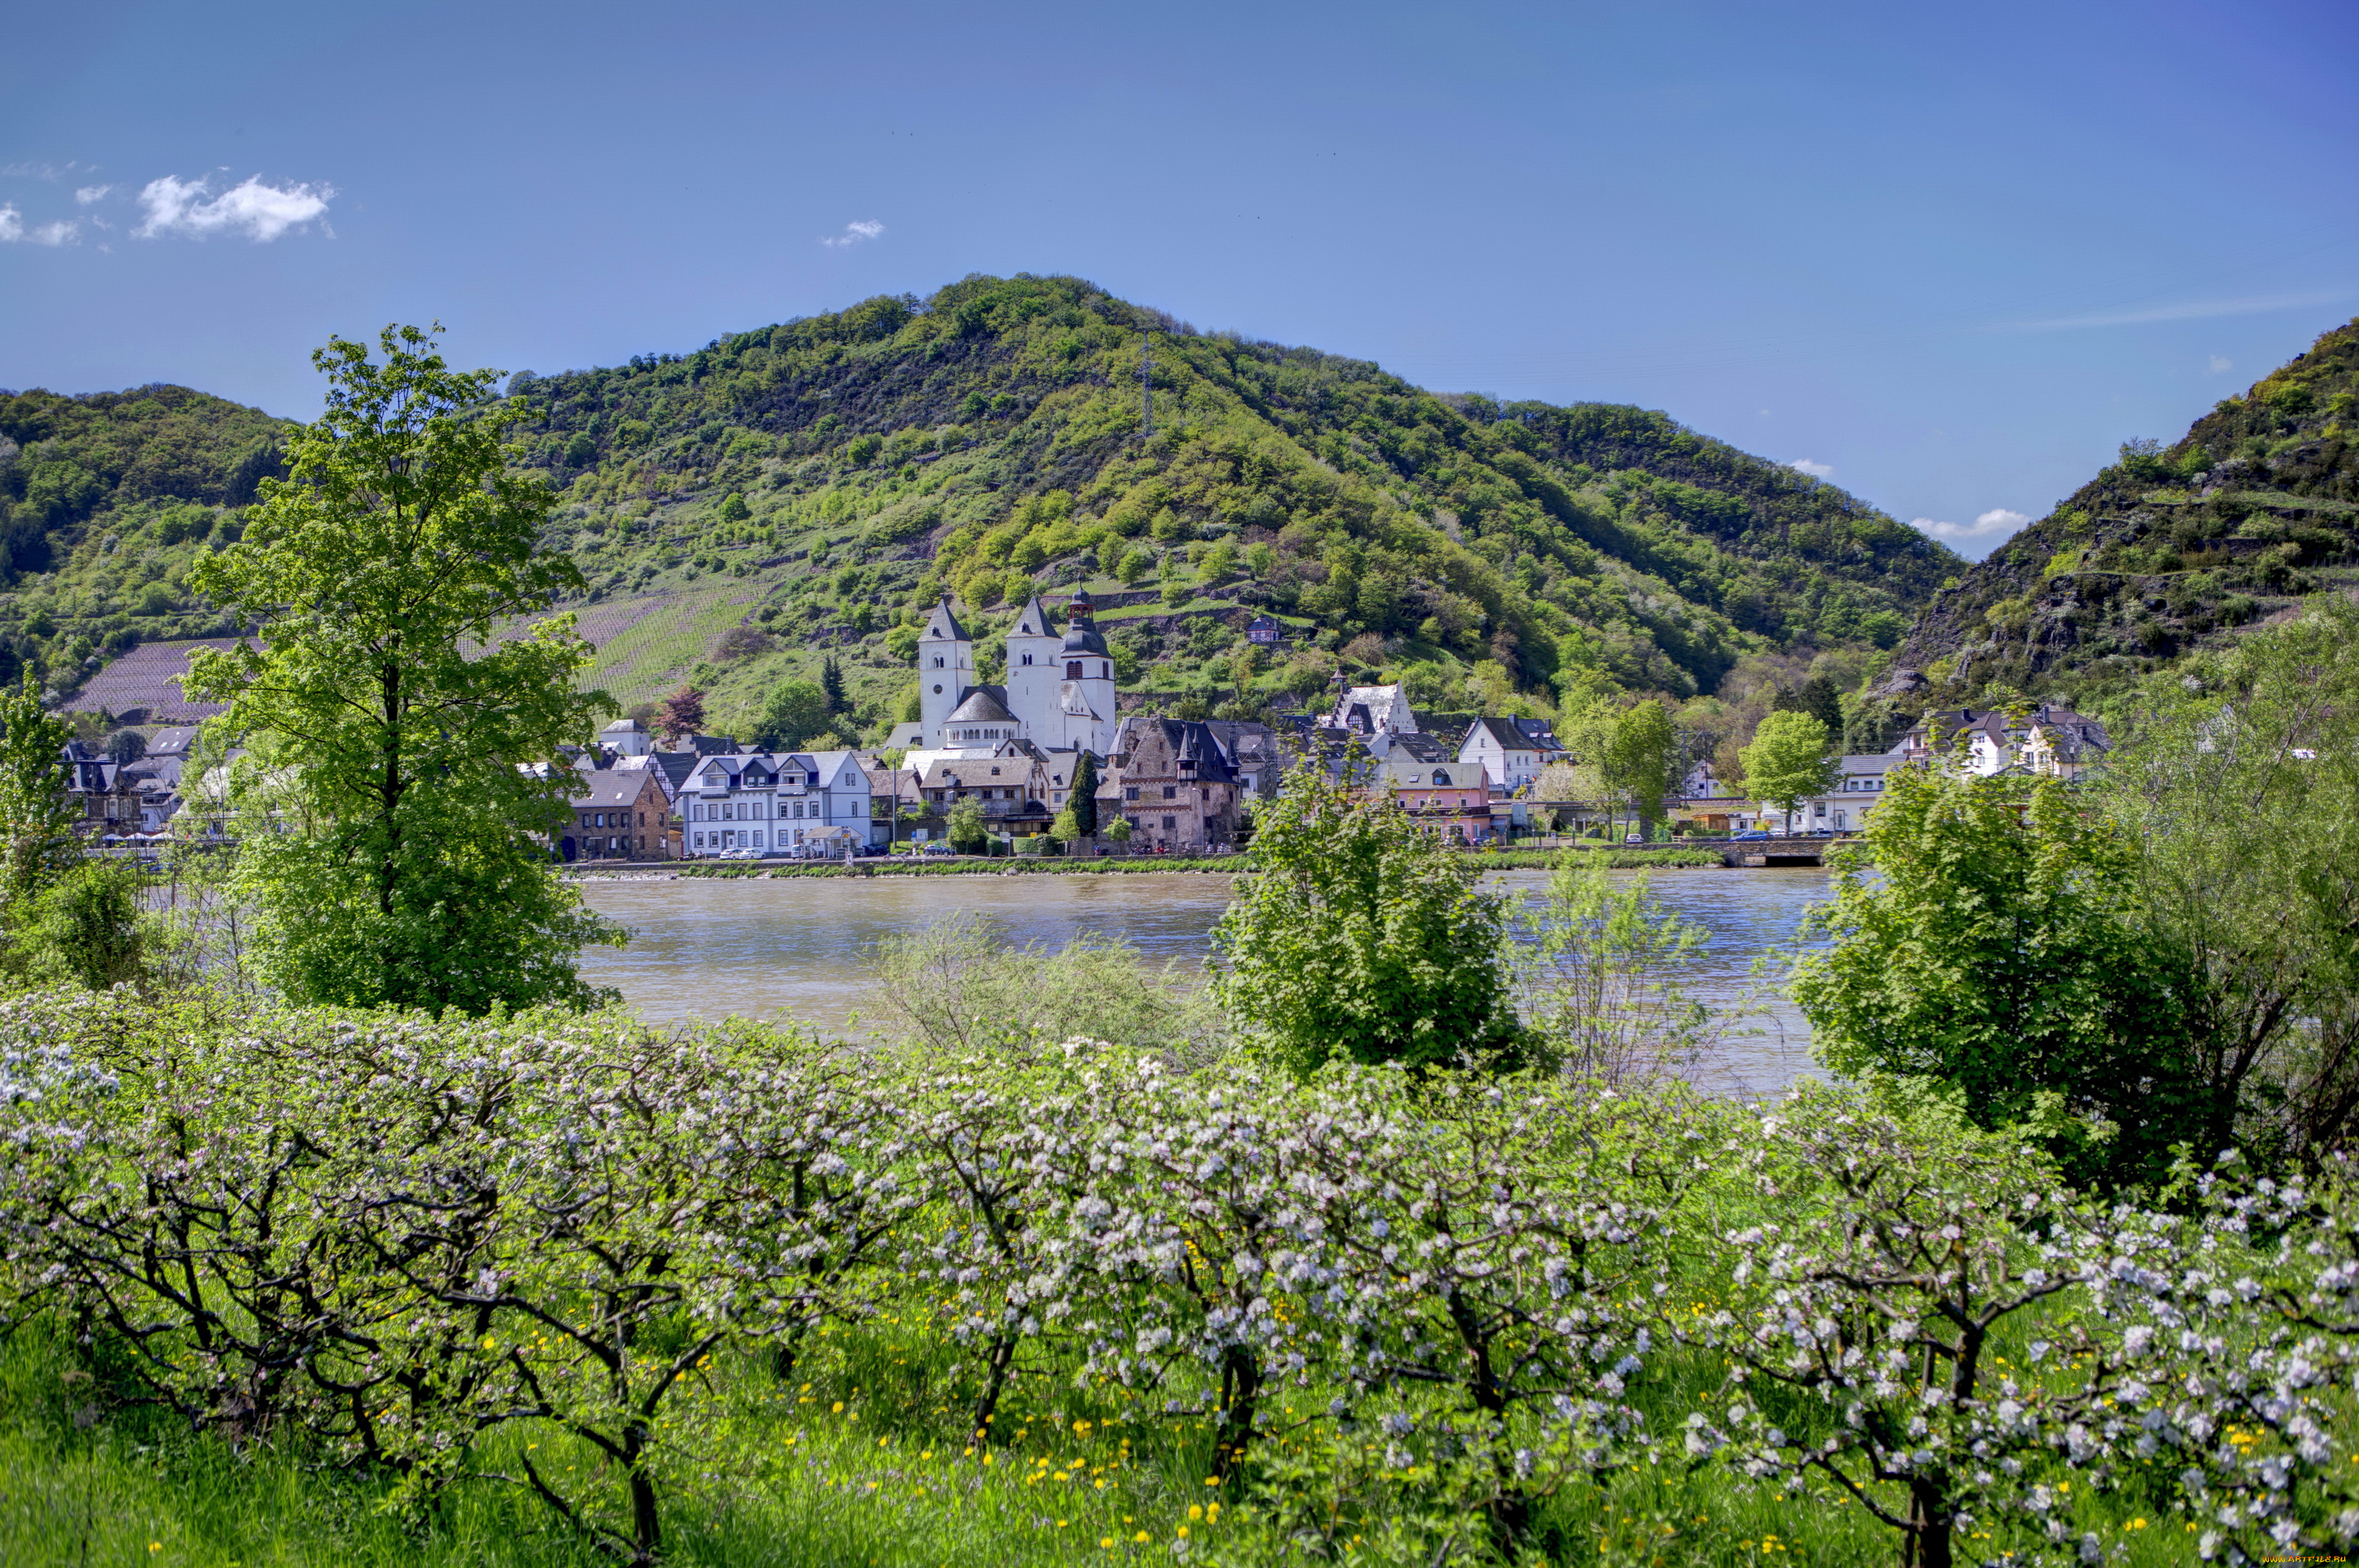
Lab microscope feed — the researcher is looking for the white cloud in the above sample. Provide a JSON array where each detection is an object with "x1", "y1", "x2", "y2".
[
  {"x1": 74, "y1": 184, "x2": 113, "y2": 205},
  {"x1": 135, "y1": 174, "x2": 334, "y2": 241},
  {"x1": 1911, "y1": 508, "x2": 2030, "y2": 543},
  {"x1": 820, "y1": 219, "x2": 885, "y2": 248},
  {"x1": 0, "y1": 205, "x2": 17, "y2": 242},
  {"x1": 1788, "y1": 458, "x2": 1833, "y2": 478},
  {"x1": 1997, "y1": 290, "x2": 2347, "y2": 333},
  {"x1": 0, "y1": 206, "x2": 73, "y2": 244},
  {"x1": 28, "y1": 219, "x2": 76, "y2": 245},
  {"x1": 2207, "y1": 354, "x2": 2233, "y2": 374}
]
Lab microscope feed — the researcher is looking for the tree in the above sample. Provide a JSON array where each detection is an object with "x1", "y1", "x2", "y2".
[
  {"x1": 184, "y1": 324, "x2": 623, "y2": 1016},
  {"x1": 0, "y1": 676, "x2": 80, "y2": 920},
  {"x1": 754, "y1": 680, "x2": 830, "y2": 751},
  {"x1": 1794, "y1": 674, "x2": 1844, "y2": 738},
  {"x1": 1212, "y1": 761, "x2": 1525, "y2": 1076},
  {"x1": 2102, "y1": 594, "x2": 2359, "y2": 1163},
  {"x1": 654, "y1": 684, "x2": 706, "y2": 742},
  {"x1": 14, "y1": 857, "x2": 152, "y2": 991},
  {"x1": 1101, "y1": 813, "x2": 1132, "y2": 846},
  {"x1": 946, "y1": 794, "x2": 987, "y2": 855},
  {"x1": 716, "y1": 491, "x2": 751, "y2": 523},
  {"x1": 1067, "y1": 751, "x2": 1099, "y2": 837},
  {"x1": 105, "y1": 729, "x2": 147, "y2": 766},
  {"x1": 1791, "y1": 765, "x2": 2198, "y2": 1190},
  {"x1": 1602, "y1": 699, "x2": 1680, "y2": 835},
  {"x1": 1740, "y1": 710, "x2": 1836, "y2": 832},
  {"x1": 819, "y1": 656, "x2": 848, "y2": 716}
]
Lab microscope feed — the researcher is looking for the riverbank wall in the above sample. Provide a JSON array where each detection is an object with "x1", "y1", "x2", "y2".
[{"x1": 566, "y1": 845, "x2": 1730, "y2": 881}]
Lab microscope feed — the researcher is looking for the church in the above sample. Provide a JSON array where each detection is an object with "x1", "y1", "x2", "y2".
[{"x1": 916, "y1": 588, "x2": 1120, "y2": 756}]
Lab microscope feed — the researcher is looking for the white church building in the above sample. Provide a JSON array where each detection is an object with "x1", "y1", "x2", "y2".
[{"x1": 917, "y1": 589, "x2": 1120, "y2": 756}]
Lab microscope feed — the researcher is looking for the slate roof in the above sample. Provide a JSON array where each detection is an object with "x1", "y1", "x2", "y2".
[
  {"x1": 947, "y1": 687, "x2": 1017, "y2": 724},
  {"x1": 568, "y1": 769, "x2": 660, "y2": 809}
]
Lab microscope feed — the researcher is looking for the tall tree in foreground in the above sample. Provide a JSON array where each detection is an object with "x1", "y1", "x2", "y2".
[
  {"x1": 1213, "y1": 760, "x2": 1525, "y2": 1075},
  {"x1": 186, "y1": 324, "x2": 623, "y2": 1015}
]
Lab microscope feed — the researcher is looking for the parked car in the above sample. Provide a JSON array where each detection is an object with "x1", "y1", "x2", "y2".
[
  {"x1": 1731, "y1": 830, "x2": 1769, "y2": 841},
  {"x1": 917, "y1": 841, "x2": 953, "y2": 855}
]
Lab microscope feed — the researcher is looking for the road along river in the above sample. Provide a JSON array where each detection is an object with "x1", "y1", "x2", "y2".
[{"x1": 575, "y1": 866, "x2": 1831, "y2": 1097}]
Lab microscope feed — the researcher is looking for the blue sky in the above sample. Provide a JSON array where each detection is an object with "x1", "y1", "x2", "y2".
[{"x1": 4, "y1": 1, "x2": 2354, "y2": 561}]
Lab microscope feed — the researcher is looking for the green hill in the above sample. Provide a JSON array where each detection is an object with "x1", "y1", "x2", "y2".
[
  {"x1": 1893, "y1": 317, "x2": 2359, "y2": 709},
  {"x1": 0, "y1": 384, "x2": 289, "y2": 689},
  {"x1": 6, "y1": 275, "x2": 1961, "y2": 738}
]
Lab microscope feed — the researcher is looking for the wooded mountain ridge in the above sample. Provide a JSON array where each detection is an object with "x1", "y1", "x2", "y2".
[{"x1": 3, "y1": 275, "x2": 1961, "y2": 738}]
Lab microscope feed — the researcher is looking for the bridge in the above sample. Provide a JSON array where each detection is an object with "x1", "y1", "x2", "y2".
[{"x1": 1719, "y1": 837, "x2": 1860, "y2": 868}]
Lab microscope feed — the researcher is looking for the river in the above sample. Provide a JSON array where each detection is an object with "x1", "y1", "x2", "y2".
[{"x1": 576, "y1": 866, "x2": 1831, "y2": 1097}]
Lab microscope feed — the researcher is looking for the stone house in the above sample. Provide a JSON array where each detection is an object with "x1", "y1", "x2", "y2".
[
  {"x1": 1097, "y1": 717, "x2": 1244, "y2": 852},
  {"x1": 563, "y1": 768, "x2": 673, "y2": 861}
]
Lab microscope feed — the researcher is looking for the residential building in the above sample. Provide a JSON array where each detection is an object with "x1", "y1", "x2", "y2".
[
  {"x1": 1097, "y1": 717, "x2": 1244, "y2": 852},
  {"x1": 599, "y1": 717, "x2": 654, "y2": 757},
  {"x1": 678, "y1": 749, "x2": 877, "y2": 855},
  {"x1": 916, "y1": 588, "x2": 1119, "y2": 755},
  {"x1": 1246, "y1": 615, "x2": 1282, "y2": 647},
  {"x1": 916, "y1": 753, "x2": 1050, "y2": 831},
  {"x1": 1893, "y1": 705, "x2": 2111, "y2": 779},
  {"x1": 1370, "y1": 758, "x2": 1496, "y2": 841},
  {"x1": 563, "y1": 768, "x2": 673, "y2": 861},
  {"x1": 1320, "y1": 683, "x2": 1417, "y2": 742},
  {"x1": 1456, "y1": 716, "x2": 1567, "y2": 793}
]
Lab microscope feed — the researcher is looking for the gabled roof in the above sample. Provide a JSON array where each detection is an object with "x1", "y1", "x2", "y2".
[
  {"x1": 1461, "y1": 716, "x2": 1558, "y2": 753},
  {"x1": 1010, "y1": 596, "x2": 1053, "y2": 639},
  {"x1": 568, "y1": 769, "x2": 660, "y2": 808}
]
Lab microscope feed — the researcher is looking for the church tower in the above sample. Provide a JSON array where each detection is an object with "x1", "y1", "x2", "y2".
[
  {"x1": 1002, "y1": 594, "x2": 1063, "y2": 745},
  {"x1": 1055, "y1": 588, "x2": 1119, "y2": 755},
  {"x1": 916, "y1": 597, "x2": 974, "y2": 747}
]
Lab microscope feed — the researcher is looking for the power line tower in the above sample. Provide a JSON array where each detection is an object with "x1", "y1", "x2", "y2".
[{"x1": 1140, "y1": 332, "x2": 1154, "y2": 444}]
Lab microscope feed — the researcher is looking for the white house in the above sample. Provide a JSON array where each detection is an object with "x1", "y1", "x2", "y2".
[
  {"x1": 679, "y1": 748, "x2": 876, "y2": 855},
  {"x1": 1456, "y1": 716, "x2": 1566, "y2": 792},
  {"x1": 1893, "y1": 705, "x2": 2111, "y2": 779}
]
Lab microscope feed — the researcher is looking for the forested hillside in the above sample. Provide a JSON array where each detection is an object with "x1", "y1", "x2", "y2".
[
  {"x1": 6, "y1": 275, "x2": 1959, "y2": 740},
  {"x1": 1894, "y1": 317, "x2": 2359, "y2": 709},
  {"x1": 0, "y1": 385, "x2": 287, "y2": 689}
]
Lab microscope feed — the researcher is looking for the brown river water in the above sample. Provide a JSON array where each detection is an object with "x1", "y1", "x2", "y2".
[{"x1": 574, "y1": 866, "x2": 1832, "y2": 1098}]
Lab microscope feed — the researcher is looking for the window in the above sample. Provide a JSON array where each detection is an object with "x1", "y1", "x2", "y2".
[
  {"x1": 932, "y1": 656, "x2": 944, "y2": 668},
  {"x1": 1067, "y1": 661, "x2": 1083, "y2": 679},
  {"x1": 933, "y1": 683, "x2": 943, "y2": 694},
  {"x1": 1101, "y1": 663, "x2": 1110, "y2": 679},
  {"x1": 1162, "y1": 786, "x2": 1176, "y2": 799},
  {"x1": 753, "y1": 832, "x2": 764, "y2": 846},
  {"x1": 1021, "y1": 654, "x2": 1033, "y2": 665},
  {"x1": 1161, "y1": 816, "x2": 1176, "y2": 830},
  {"x1": 1125, "y1": 786, "x2": 1139, "y2": 801}
]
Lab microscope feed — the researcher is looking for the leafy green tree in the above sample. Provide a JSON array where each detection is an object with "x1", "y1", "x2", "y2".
[
  {"x1": 14, "y1": 857, "x2": 152, "y2": 991},
  {"x1": 946, "y1": 794, "x2": 987, "y2": 854},
  {"x1": 755, "y1": 680, "x2": 830, "y2": 751},
  {"x1": 1067, "y1": 751, "x2": 1099, "y2": 837},
  {"x1": 1603, "y1": 700, "x2": 1680, "y2": 835},
  {"x1": 1213, "y1": 762, "x2": 1525, "y2": 1075},
  {"x1": 1792, "y1": 765, "x2": 2197, "y2": 1189},
  {"x1": 184, "y1": 324, "x2": 622, "y2": 1016},
  {"x1": 716, "y1": 491, "x2": 751, "y2": 523},
  {"x1": 1740, "y1": 710, "x2": 1836, "y2": 832},
  {"x1": 1100, "y1": 813, "x2": 1132, "y2": 846},
  {"x1": 0, "y1": 676, "x2": 80, "y2": 919},
  {"x1": 2103, "y1": 594, "x2": 2359, "y2": 1162}
]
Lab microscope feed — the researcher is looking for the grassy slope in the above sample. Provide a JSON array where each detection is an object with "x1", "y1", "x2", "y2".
[{"x1": 1894, "y1": 317, "x2": 2359, "y2": 711}]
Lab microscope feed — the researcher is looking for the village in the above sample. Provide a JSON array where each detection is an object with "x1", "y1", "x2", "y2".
[{"x1": 52, "y1": 583, "x2": 2114, "y2": 865}]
